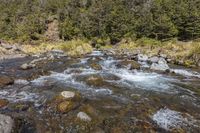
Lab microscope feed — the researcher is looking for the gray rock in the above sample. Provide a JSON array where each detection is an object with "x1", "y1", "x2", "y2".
[
  {"x1": 0, "y1": 114, "x2": 14, "y2": 133},
  {"x1": 150, "y1": 58, "x2": 169, "y2": 71},
  {"x1": 149, "y1": 56, "x2": 159, "y2": 63},
  {"x1": 50, "y1": 49, "x2": 64, "y2": 55},
  {"x1": 158, "y1": 58, "x2": 167, "y2": 64},
  {"x1": 137, "y1": 54, "x2": 148, "y2": 62},
  {"x1": 167, "y1": 58, "x2": 172, "y2": 63},
  {"x1": 14, "y1": 79, "x2": 29, "y2": 85},
  {"x1": 61, "y1": 91, "x2": 75, "y2": 99},
  {"x1": 20, "y1": 63, "x2": 35, "y2": 70},
  {"x1": 77, "y1": 112, "x2": 91, "y2": 122},
  {"x1": 159, "y1": 54, "x2": 167, "y2": 59},
  {"x1": 1, "y1": 43, "x2": 13, "y2": 50}
]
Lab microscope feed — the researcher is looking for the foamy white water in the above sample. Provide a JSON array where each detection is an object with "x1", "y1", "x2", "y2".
[
  {"x1": 152, "y1": 108, "x2": 200, "y2": 131},
  {"x1": 172, "y1": 69, "x2": 200, "y2": 78},
  {"x1": 0, "y1": 90, "x2": 39, "y2": 102}
]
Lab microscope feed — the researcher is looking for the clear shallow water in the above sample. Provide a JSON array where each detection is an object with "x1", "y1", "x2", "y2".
[{"x1": 0, "y1": 51, "x2": 200, "y2": 132}]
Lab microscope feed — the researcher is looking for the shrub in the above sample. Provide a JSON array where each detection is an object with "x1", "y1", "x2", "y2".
[{"x1": 136, "y1": 37, "x2": 162, "y2": 47}]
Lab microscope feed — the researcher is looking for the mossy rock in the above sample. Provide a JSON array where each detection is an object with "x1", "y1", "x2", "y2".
[
  {"x1": 0, "y1": 99, "x2": 9, "y2": 108},
  {"x1": 57, "y1": 101, "x2": 74, "y2": 113},
  {"x1": 90, "y1": 63, "x2": 102, "y2": 70},
  {"x1": 117, "y1": 60, "x2": 140, "y2": 70},
  {"x1": 0, "y1": 75, "x2": 14, "y2": 87}
]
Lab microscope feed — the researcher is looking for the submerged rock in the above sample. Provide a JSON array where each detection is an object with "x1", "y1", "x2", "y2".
[
  {"x1": 0, "y1": 114, "x2": 14, "y2": 133},
  {"x1": 49, "y1": 91, "x2": 81, "y2": 113},
  {"x1": 77, "y1": 112, "x2": 91, "y2": 122},
  {"x1": 86, "y1": 75, "x2": 104, "y2": 87},
  {"x1": 57, "y1": 101, "x2": 74, "y2": 113},
  {"x1": 0, "y1": 75, "x2": 14, "y2": 87}
]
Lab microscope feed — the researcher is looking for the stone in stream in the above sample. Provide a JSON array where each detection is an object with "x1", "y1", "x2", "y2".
[
  {"x1": 14, "y1": 79, "x2": 29, "y2": 85},
  {"x1": 150, "y1": 58, "x2": 169, "y2": 71},
  {"x1": 77, "y1": 112, "x2": 92, "y2": 122},
  {"x1": 50, "y1": 91, "x2": 81, "y2": 113},
  {"x1": 58, "y1": 91, "x2": 81, "y2": 102},
  {"x1": 0, "y1": 75, "x2": 14, "y2": 87},
  {"x1": 0, "y1": 99, "x2": 9, "y2": 108},
  {"x1": 137, "y1": 54, "x2": 148, "y2": 62},
  {"x1": 148, "y1": 56, "x2": 160, "y2": 63},
  {"x1": 57, "y1": 101, "x2": 74, "y2": 113},
  {"x1": 50, "y1": 49, "x2": 64, "y2": 55},
  {"x1": 85, "y1": 75, "x2": 105, "y2": 87},
  {"x1": 20, "y1": 63, "x2": 35, "y2": 70},
  {"x1": 0, "y1": 114, "x2": 14, "y2": 133},
  {"x1": 117, "y1": 60, "x2": 140, "y2": 70},
  {"x1": 90, "y1": 63, "x2": 102, "y2": 70}
]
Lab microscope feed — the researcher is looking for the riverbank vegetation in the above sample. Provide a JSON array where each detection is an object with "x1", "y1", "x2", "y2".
[
  {"x1": 0, "y1": 0, "x2": 200, "y2": 43},
  {"x1": 22, "y1": 40, "x2": 92, "y2": 56}
]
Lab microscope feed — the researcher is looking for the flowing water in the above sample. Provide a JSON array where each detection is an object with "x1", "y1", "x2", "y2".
[{"x1": 0, "y1": 51, "x2": 200, "y2": 133}]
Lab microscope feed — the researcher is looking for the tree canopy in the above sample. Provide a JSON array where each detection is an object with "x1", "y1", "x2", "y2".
[{"x1": 0, "y1": 0, "x2": 200, "y2": 43}]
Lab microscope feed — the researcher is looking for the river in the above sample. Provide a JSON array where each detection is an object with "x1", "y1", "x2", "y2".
[{"x1": 0, "y1": 50, "x2": 200, "y2": 132}]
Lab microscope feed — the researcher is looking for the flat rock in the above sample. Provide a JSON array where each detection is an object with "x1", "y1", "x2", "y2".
[{"x1": 61, "y1": 91, "x2": 75, "y2": 99}]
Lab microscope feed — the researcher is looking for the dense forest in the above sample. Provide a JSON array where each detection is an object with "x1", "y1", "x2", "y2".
[{"x1": 0, "y1": 0, "x2": 200, "y2": 44}]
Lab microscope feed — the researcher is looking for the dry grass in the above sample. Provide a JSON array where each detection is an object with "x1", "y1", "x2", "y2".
[
  {"x1": 111, "y1": 39, "x2": 200, "y2": 66},
  {"x1": 22, "y1": 39, "x2": 93, "y2": 56}
]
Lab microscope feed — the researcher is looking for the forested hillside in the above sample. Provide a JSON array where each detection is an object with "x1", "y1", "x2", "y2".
[{"x1": 0, "y1": 0, "x2": 200, "y2": 43}]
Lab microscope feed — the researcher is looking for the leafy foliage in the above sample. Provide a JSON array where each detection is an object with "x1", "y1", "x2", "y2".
[{"x1": 0, "y1": 0, "x2": 200, "y2": 43}]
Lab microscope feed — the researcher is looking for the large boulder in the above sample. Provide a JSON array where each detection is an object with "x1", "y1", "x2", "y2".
[
  {"x1": 150, "y1": 58, "x2": 169, "y2": 71},
  {"x1": 0, "y1": 114, "x2": 14, "y2": 133},
  {"x1": 0, "y1": 75, "x2": 14, "y2": 87}
]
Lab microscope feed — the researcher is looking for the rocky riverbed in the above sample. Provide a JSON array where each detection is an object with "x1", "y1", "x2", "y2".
[{"x1": 0, "y1": 50, "x2": 200, "y2": 133}]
